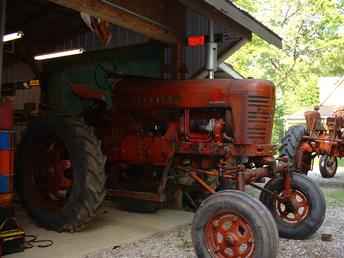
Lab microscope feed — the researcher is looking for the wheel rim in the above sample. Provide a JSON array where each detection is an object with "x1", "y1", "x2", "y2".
[
  {"x1": 28, "y1": 136, "x2": 73, "y2": 211},
  {"x1": 275, "y1": 190, "x2": 310, "y2": 224},
  {"x1": 205, "y1": 213, "x2": 255, "y2": 258},
  {"x1": 324, "y1": 156, "x2": 337, "y2": 176}
]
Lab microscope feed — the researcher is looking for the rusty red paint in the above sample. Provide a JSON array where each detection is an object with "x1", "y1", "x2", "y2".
[
  {"x1": 190, "y1": 172, "x2": 216, "y2": 194},
  {"x1": 47, "y1": 142, "x2": 73, "y2": 200},
  {"x1": 276, "y1": 190, "x2": 310, "y2": 224},
  {"x1": 93, "y1": 78, "x2": 288, "y2": 209},
  {"x1": 291, "y1": 106, "x2": 344, "y2": 174},
  {"x1": 112, "y1": 79, "x2": 275, "y2": 146},
  {"x1": 0, "y1": 99, "x2": 13, "y2": 129},
  {"x1": 71, "y1": 84, "x2": 108, "y2": 101},
  {"x1": 205, "y1": 213, "x2": 255, "y2": 258}
]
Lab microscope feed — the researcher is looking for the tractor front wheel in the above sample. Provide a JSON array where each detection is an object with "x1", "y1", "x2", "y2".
[
  {"x1": 319, "y1": 155, "x2": 337, "y2": 178},
  {"x1": 260, "y1": 174, "x2": 326, "y2": 239},
  {"x1": 192, "y1": 190, "x2": 279, "y2": 258},
  {"x1": 16, "y1": 116, "x2": 106, "y2": 232}
]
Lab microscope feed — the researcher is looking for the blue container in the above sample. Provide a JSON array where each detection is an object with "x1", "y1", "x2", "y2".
[
  {"x1": 0, "y1": 132, "x2": 10, "y2": 150},
  {"x1": 0, "y1": 176, "x2": 9, "y2": 193}
]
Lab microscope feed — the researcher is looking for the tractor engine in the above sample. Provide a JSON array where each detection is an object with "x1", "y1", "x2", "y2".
[{"x1": 102, "y1": 78, "x2": 275, "y2": 208}]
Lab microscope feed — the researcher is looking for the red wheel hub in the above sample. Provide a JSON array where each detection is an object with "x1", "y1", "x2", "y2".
[
  {"x1": 30, "y1": 138, "x2": 73, "y2": 209},
  {"x1": 205, "y1": 213, "x2": 255, "y2": 258},
  {"x1": 276, "y1": 190, "x2": 310, "y2": 224},
  {"x1": 46, "y1": 142, "x2": 73, "y2": 201}
]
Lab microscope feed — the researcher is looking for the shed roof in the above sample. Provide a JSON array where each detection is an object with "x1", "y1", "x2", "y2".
[
  {"x1": 179, "y1": 0, "x2": 282, "y2": 48},
  {"x1": 6, "y1": 0, "x2": 282, "y2": 54},
  {"x1": 4, "y1": 0, "x2": 282, "y2": 80}
]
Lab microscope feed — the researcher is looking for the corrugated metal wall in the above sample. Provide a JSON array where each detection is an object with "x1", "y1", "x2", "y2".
[
  {"x1": 55, "y1": 26, "x2": 148, "y2": 52},
  {"x1": 4, "y1": 8, "x2": 240, "y2": 83},
  {"x1": 3, "y1": 63, "x2": 40, "y2": 133},
  {"x1": 4, "y1": 25, "x2": 149, "y2": 126},
  {"x1": 184, "y1": 9, "x2": 209, "y2": 77},
  {"x1": 184, "y1": 9, "x2": 239, "y2": 78},
  {"x1": 3, "y1": 62, "x2": 35, "y2": 84},
  {"x1": 53, "y1": 8, "x2": 239, "y2": 78},
  {"x1": 5, "y1": 8, "x2": 241, "y2": 116}
]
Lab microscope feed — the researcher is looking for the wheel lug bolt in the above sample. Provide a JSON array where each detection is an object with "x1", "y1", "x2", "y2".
[
  {"x1": 212, "y1": 220, "x2": 220, "y2": 228},
  {"x1": 226, "y1": 236, "x2": 234, "y2": 246}
]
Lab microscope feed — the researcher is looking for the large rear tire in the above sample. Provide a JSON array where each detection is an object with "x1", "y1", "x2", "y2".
[
  {"x1": 16, "y1": 116, "x2": 106, "y2": 232},
  {"x1": 192, "y1": 191, "x2": 279, "y2": 258},
  {"x1": 319, "y1": 155, "x2": 337, "y2": 178},
  {"x1": 280, "y1": 125, "x2": 312, "y2": 173}
]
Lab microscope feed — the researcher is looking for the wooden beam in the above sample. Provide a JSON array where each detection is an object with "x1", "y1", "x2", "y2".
[
  {"x1": 100, "y1": 0, "x2": 166, "y2": 25},
  {"x1": 48, "y1": 0, "x2": 179, "y2": 44}
]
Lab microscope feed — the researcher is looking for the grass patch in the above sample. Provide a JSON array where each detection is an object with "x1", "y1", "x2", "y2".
[{"x1": 322, "y1": 187, "x2": 344, "y2": 207}]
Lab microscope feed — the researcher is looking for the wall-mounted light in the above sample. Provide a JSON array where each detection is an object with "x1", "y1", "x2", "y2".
[
  {"x1": 34, "y1": 48, "x2": 85, "y2": 61},
  {"x1": 3, "y1": 31, "x2": 24, "y2": 42}
]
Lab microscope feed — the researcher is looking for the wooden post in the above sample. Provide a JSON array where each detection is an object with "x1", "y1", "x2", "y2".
[{"x1": 165, "y1": 1, "x2": 185, "y2": 79}]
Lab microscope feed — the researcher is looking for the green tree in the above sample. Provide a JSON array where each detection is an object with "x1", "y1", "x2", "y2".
[{"x1": 230, "y1": 0, "x2": 344, "y2": 143}]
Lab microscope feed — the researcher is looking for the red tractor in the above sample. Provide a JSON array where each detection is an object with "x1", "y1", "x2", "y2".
[
  {"x1": 16, "y1": 76, "x2": 326, "y2": 257},
  {"x1": 281, "y1": 106, "x2": 344, "y2": 178}
]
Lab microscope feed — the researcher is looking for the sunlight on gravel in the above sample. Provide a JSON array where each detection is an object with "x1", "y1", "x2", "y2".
[
  {"x1": 85, "y1": 182, "x2": 344, "y2": 258},
  {"x1": 84, "y1": 207, "x2": 344, "y2": 258}
]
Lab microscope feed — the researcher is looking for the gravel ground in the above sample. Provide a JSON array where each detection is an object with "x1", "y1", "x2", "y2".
[
  {"x1": 309, "y1": 168, "x2": 344, "y2": 188},
  {"x1": 84, "y1": 200, "x2": 344, "y2": 258},
  {"x1": 84, "y1": 167, "x2": 344, "y2": 258}
]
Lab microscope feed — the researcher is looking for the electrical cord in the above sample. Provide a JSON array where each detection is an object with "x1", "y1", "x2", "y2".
[{"x1": 24, "y1": 235, "x2": 53, "y2": 249}]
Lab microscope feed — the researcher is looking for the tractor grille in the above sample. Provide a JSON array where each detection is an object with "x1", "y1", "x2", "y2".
[
  {"x1": 247, "y1": 96, "x2": 273, "y2": 142},
  {"x1": 248, "y1": 95, "x2": 270, "y2": 108}
]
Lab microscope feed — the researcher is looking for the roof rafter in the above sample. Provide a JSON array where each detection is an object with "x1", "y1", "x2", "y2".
[{"x1": 48, "y1": 0, "x2": 179, "y2": 44}]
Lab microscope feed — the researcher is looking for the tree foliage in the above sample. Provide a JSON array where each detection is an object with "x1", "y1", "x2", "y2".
[{"x1": 229, "y1": 0, "x2": 344, "y2": 143}]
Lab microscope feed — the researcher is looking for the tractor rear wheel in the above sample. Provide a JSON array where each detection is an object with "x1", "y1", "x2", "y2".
[
  {"x1": 16, "y1": 116, "x2": 106, "y2": 232},
  {"x1": 319, "y1": 155, "x2": 337, "y2": 178},
  {"x1": 280, "y1": 125, "x2": 312, "y2": 173},
  {"x1": 192, "y1": 190, "x2": 279, "y2": 258},
  {"x1": 260, "y1": 174, "x2": 326, "y2": 239}
]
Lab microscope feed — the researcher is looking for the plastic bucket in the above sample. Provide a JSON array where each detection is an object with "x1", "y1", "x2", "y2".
[{"x1": 0, "y1": 131, "x2": 14, "y2": 194}]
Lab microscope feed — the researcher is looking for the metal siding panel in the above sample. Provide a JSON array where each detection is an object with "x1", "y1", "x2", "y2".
[
  {"x1": 29, "y1": 10, "x2": 239, "y2": 79},
  {"x1": 55, "y1": 25, "x2": 148, "y2": 52},
  {"x1": 184, "y1": 9, "x2": 243, "y2": 78}
]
